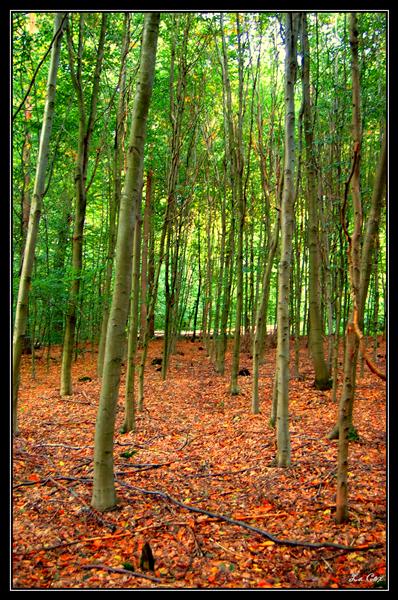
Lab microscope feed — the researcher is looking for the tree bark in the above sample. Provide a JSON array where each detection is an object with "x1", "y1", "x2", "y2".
[
  {"x1": 275, "y1": 12, "x2": 299, "y2": 468},
  {"x1": 335, "y1": 12, "x2": 363, "y2": 524},
  {"x1": 91, "y1": 12, "x2": 160, "y2": 511},
  {"x1": 12, "y1": 12, "x2": 66, "y2": 435},
  {"x1": 97, "y1": 13, "x2": 130, "y2": 377}
]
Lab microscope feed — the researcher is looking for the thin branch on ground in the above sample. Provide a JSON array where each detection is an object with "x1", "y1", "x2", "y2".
[
  {"x1": 116, "y1": 480, "x2": 383, "y2": 553},
  {"x1": 81, "y1": 564, "x2": 162, "y2": 583}
]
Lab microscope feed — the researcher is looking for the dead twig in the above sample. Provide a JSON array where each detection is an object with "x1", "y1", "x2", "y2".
[
  {"x1": 116, "y1": 462, "x2": 173, "y2": 472},
  {"x1": 13, "y1": 475, "x2": 92, "y2": 489},
  {"x1": 32, "y1": 443, "x2": 93, "y2": 450}
]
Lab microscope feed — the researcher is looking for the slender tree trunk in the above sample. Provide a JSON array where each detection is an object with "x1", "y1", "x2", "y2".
[
  {"x1": 20, "y1": 126, "x2": 32, "y2": 263},
  {"x1": 122, "y1": 213, "x2": 142, "y2": 433},
  {"x1": 275, "y1": 12, "x2": 299, "y2": 468},
  {"x1": 202, "y1": 191, "x2": 213, "y2": 351},
  {"x1": 229, "y1": 14, "x2": 246, "y2": 395},
  {"x1": 212, "y1": 192, "x2": 226, "y2": 366},
  {"x1": 160, "y1": 15, "x2": 192, "y2": 380},
  {"x1": 12, "y1": 12, "x2": 66, "y2": 435},
  {"x1": 52, "y1": 190, "x2": 72, "y2": 342},
  {"x1": 91, "y1": 13, "x2": 159, "y2": 512},
  {"x1": 335, "y1": 13, "x2": 363, "y2": 524},
  {"x1": 192, "y1": 221, "x2": 202, "y2": 340},
  {"x1": 97, "y1": 14, "x2": 130, "y2": 377},
  {"x1": 61, "y1": 14, "x2": 107, "y2": 395},
  {"x1": 328, "y1": 128, "x2": 386, "y2": 438},
  {"x1": 252, "y1": 213, "x2": 279, "y2": 413},
  {"x1": 301, "y1": 14, "x2": 331, "y2": 390},
  {"x1": 372, "y1": 236, "x2": 380, "y2": 361},
  {"x1": 139, "y1": 169, "x2": 153, "y2": 345},
  {"x1": 138, "y1": 199, "x2": 170, "y2": 411}
]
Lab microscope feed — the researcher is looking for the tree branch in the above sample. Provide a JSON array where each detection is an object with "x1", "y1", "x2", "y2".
[
  {"x1": 12, "y1": 13, "x2": 68, "y2": 122},
  {"x1": 116, "y1": 480, "x2": 383, "y2": 553},
  {"x1": 352, "y1": 306, "x2": 386, "y2": 381},
  {"x1": 81, "y1": 564, "x2": 162, "y2": 583}
]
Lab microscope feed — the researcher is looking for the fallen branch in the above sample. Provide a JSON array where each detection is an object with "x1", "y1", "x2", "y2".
[
  {"x1": 81, "y1": 564, "x2": 162, "y2": 583},
  {"x1": 116, "y1": 480, "x2": 383, "y2": 553},
  {"x1": 176, "y1": 433, "x2": 191, "y2": 451},
  {"x1": 13, "y1": 475, "x2": 92, "y2": 489},
  {"x1": 117, "y1": 462, "x2": 173, "y2": 472},
  {"x1": 33, "y1": 443, "x2": 94, "y2": 450}
]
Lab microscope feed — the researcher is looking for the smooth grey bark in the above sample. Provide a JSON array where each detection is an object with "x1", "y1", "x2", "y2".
[
  {"x1": 91, "y1": 12, "x2": 160, "y2": 512},
  {"x1": 275, "y1": 12, "x2": 299, "y2": 468},
  {"x1": 12, "y1": 12, "x2": 66, "y2": 435},
  {"x1": 97, "y1": 13, "x2": 131, "y2": 377}
]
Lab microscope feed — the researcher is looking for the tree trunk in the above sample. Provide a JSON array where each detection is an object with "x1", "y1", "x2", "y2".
[
  {"x1": 335, "y1": 12, "x2": 363, "y2": 524},
  {"x1": 61, "y1": 14, "x2": 107, "y2": 395},
  {"x1": 301, "y1": 14, "x2": 331, "y2": 390},
  {"x1": 252, "y1": 213, "x2": 279, "y2": 414},
  {"x1": 328, "y1": 124, "x2": 386, "y2": 436},
  {"x1": 139, "y1": 169, "x2": 153, "y2": 345},
  {"x1": 91, "y1": 12, "x2": 159, "y2": 511},
  {"x1": 12, "y1": 12, "x2": 66, "y2": 435},
  {"x1": 229, "y1": 14, "x2": 245, "y2": 395},
  {"x1": 122, "y1": 213, "x2": 142, "y2": 433},
  {"x1": 97, "y1": 13, "x2": 130, "y2": 377},
  {"x1": 138, "y1": 198, "x2": 170, "y2": 411},
  {"x1": 275, "y1": 12, "x2": 299, "y2": 468}
]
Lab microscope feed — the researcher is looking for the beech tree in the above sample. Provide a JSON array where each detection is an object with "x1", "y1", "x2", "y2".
[
  {"x1": 301, "y1": 13, "x2": 331, "y2": 390},
  {"x1": 12, "y1": 12, "x2": 66, "y2": 434},
  {"x1": 334, "y1": 13, "x2": 386, "y2": 523},
  {"x1": 91, "y1": 12, "x2": 160, "y2": 511},
  {"x1": 12, "y1": 8, "x2": 386, "y2": 535},
  {"x1": 275, "y1": 12, "x2": 300, "y2": 467}
]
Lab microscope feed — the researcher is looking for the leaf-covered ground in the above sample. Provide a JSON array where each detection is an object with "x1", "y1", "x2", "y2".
[{"x1": 12, "y1": 337, "x2": 386, "y2": 589}]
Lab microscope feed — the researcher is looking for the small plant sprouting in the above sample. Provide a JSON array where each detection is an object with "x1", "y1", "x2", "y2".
[
  {"x1": 119, "y1": 449, "x2": 137, "y2": 459},
  {"x1": 348, "y1": 426, "x2": 360, "y2": 442}
]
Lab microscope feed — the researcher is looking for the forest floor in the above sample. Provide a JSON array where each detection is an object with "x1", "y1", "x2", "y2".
[{"x1": 12, "y1": 337, "x2": 386, "y2": 589}]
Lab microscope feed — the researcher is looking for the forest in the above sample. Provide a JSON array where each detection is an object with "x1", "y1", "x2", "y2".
[{"x1": 12, "y1": 11, "x2": 387, "y2": 589}]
